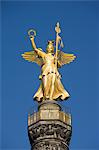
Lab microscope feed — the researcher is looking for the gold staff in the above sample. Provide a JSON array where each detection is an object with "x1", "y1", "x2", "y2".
[{"x1": 55, "y1": 22, "x2": 63, "y2": 69}]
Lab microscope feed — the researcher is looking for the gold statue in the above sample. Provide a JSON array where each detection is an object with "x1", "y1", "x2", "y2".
[{"x1": 22, "y1": 23, "x2": 76, "y2": 102}]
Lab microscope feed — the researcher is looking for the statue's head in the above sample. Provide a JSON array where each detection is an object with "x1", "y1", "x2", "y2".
[{"x1": 46, "y1": 40, "x2": 54, "y2": 53}]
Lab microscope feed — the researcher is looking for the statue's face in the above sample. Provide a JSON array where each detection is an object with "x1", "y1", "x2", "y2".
[
  {"x1": 47, "y1": 48, "x2": 54, "y2": 53},
  {"x1": 46, "y1": 42, "x2": 54, "y2": 53}
]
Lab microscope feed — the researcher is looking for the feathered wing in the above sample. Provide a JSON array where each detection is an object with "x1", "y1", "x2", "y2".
[
  {"x1": 57, "y1": 50, "x2": 76, "y2": 68},
  {"x1": 21, "y1": 51, "x2": 43, "y2": 66}
]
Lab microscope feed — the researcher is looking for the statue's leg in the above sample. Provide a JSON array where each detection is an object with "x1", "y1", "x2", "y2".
[
  {"x1": 42, "y1": 75, "x2": 51, "y2": 100},
  {"x1": 49, "y1": 73, "x2": 55, "y2": 100},
  {"x1": 42, "y1": 76, "x2": 47, "y2": 99}
]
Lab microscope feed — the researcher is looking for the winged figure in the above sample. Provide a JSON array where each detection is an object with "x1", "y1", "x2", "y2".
[{"x1": 22, "y1": 24, "x2": 76, "y2": 102}]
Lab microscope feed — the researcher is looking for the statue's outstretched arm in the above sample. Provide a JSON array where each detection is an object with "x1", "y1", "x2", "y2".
[
  {"x1": 30, "y1": 36, "x2": 46, "y2": 58},
  {"x1": 30, "y1": 36, "x2": 37, "y2": 49}
]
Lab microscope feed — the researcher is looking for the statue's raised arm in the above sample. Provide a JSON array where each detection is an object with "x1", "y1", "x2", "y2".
[
  {"x1": 28, "y1": 29, "x2": 46, "y2": 59},
  {"x1": 22, "y1": 29, "x2": 45, "y2": 66}
]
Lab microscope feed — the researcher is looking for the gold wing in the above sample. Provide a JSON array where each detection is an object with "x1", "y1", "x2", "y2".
[
  {"x1": 22, "y1": 50, "x2": 43, "y2": 66},
  {"x1": 57, "y1": 50, "x2": 76, "y2": 68}
]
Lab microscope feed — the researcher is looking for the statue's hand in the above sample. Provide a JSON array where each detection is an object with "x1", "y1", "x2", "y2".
[
  {"x1": 30, "y1": 35, "x2": 34, "y2": 39},
  {"x1": 54, "y1": 55, "x2": 58, "y2": 61},
  {"x1": 57, "y1": 35, "x2": 61, "y2": 41}
]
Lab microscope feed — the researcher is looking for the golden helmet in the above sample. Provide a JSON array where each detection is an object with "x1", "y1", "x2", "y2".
[{"x1": 46, "y1": 40, "x2": 54, "y2": 53}]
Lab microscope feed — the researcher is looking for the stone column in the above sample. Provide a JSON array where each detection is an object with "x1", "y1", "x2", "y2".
[{"x1": 28, "y1": 100, "x2": 72, "y2": 150}]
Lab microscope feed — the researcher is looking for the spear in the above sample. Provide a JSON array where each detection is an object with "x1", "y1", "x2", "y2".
[{"x1": 55, "y1": 22, "x2": 63, "y2": 69}]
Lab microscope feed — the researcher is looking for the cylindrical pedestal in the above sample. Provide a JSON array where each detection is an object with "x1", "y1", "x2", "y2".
[{"x1": 28, "y1": 100, "x2": 72, "y2": 150}]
